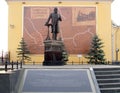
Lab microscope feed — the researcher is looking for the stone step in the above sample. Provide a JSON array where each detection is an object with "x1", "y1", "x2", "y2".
[
  {"x1": 96, "y1": 74, "x2": 120, "y2": 79},
  {"x1": 99, "y1": 82, "x2": 120, "y2": 85},
  {"x1": 100, "y1": 87, "x2": 120, "y2": 93},
  {"x1": 99, "y1": 83, "x2": 120, "y2": 88},
  {"x1": 97, "y1": 78, "x2": 120, "y2": 83},
  {"x1": 94, "y1": 70, "x2": 120, "y2": 75},
  {"x1": 94, "y1": 70, "x2": 120, "y2": 73},
  {"x1": 94, "y1": 68, "x2": 120, "y2": 71},
  {"x1": 98, "y1": 79, "x2": 120, "y2": 83},
  {"x1": 94, "y1": 68, "x2": 120, "y2": 93}
]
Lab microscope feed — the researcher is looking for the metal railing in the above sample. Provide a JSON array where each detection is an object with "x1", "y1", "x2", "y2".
[
  {"x1": 3, "y1": 61, "x2": 22, "y2": 72},
  {"x1": 67, "y1": 61, "x2": 113, "y2": 65}
]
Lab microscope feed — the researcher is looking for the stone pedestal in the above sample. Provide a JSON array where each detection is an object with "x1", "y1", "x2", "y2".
[{"x1": 43, "y1": 40, "x2": 65, "y2": 65}]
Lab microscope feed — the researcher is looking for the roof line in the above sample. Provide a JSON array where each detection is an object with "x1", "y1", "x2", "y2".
[{"x1": 6, "y1": 0, "x2": 114, "y2": 2}]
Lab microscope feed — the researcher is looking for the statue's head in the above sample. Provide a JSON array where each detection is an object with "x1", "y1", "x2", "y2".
[{"x1": 54, "y1": 7, "x2": 58, "y2": 13}]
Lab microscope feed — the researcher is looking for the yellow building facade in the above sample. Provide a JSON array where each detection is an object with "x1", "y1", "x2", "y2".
[{"x1": 6, "y1": 0, "x2": 114, "y2": 64}]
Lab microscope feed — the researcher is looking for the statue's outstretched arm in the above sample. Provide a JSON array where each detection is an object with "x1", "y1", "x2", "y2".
[{"x1": 45, "y1": 13, "x2": 52, "y2": 26}]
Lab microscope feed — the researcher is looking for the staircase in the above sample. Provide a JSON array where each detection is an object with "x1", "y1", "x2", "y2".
[{"x1": 94, "y1": 68, "x2": 120, "y2": 93}]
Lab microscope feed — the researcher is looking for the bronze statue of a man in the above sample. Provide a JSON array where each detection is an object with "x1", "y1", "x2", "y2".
[{"x1": 45, "y1": 7, "x2": 62, "y2": 40}]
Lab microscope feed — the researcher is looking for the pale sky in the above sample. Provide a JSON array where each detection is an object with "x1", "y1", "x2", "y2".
[{"x1": 0, "y1": 0, "x2": 120, "y2": 52}]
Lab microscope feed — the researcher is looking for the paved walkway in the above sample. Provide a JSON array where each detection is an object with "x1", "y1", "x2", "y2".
[
  {"x1": 21, "y1": 64, "x2": 120, "y2": 69},
  {"x1": 1, "y1": 64, "x2": 120, "y2": 73},
  {"x1": 1, "y1": 64, "x2": 120, "y2": 69}
]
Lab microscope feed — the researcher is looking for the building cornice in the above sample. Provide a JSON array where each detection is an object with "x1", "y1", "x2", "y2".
[{"x1": 6, "y1": 0, "x2": 114, "y2": 2}]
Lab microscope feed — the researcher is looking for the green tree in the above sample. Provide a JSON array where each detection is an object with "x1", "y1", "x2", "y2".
[
  {"x1": 16, "y1": 38, "x2": 31, "y2": 64},
  {"x1": 86, "y1": 35, "x2": 106, "y2": 64},
  {"x1": 62, "y1": 50, "x2": 69, "y2": 65}
]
